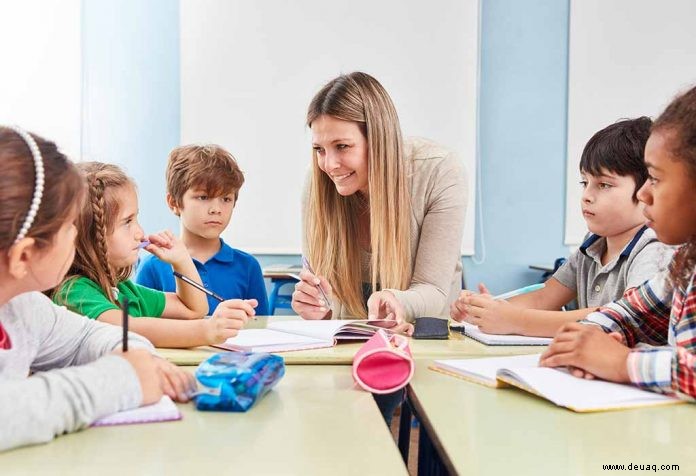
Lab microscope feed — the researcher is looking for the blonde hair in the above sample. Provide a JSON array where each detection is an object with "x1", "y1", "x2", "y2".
[
  {"x1": 306, "y1": 72, "x2": 412, "y2": 318},
  {"x1": 55, "y1": 162, "x2": 135, "y2": 304},
  {"x1": 167, "y1": 144, "x2": 245, "y2": 207}
]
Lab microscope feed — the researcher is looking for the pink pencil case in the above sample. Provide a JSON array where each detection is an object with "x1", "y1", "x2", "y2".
[{"x1": 352, "y1": 329, "x2": 415, "y2": 394}]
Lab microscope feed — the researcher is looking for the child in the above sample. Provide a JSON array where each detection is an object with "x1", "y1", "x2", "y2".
[
  {"x1": 541, "y1": 85, "x2": 696, "y2": 400},
  {"x1": 135, "y1": 144, "x2": 269, "y2": 315},
  {"x1": 0, "y1": 127, "x2": 194, "y2": 451},
  {"x1": 53, "y1": 162, "x2": 256, "y2": 348},
  {"x1": 451, "y1": 117, "x2": 673, "y2": 336}
]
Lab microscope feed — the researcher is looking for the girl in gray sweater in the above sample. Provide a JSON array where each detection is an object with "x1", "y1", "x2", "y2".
[{"x1": 0, "y1": 127, "x2": 195, "y2": 452}]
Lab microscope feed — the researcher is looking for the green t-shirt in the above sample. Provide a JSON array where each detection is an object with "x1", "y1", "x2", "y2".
[{"x1": 54, "y1": 277, "x2": 166, "y2": 320}]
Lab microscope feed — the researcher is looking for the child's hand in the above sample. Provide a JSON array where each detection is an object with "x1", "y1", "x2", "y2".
[
  {"x1": 450, "y1": 283, "x2": 491, "y2": 322},
  {"x1": 367, "y1": 290, "x2": 413, "y2": 336},
  {"x1": 144, "y1": 230, "x2": 191, "y2": 268},
  {"x1": 539, "y1": 323, "x2": 631, "y2": 383},
  {"x1": 203, "y1": 299, "x2": 257, "y2": 344},
  {"x1": 116, "y1": 349, "x2": 164, "y2": 406},
  {"x1": 153, "y1": 356, "x2": 198, "y2": 402},
  {"x1": 458, "y1": 293, "x2": 524, "y2": 335},
  {"x1": 291, "y1": 269, "x2": 333, "y2": 320}
]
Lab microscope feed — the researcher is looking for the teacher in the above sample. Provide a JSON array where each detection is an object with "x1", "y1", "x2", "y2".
[{"x1": 292, "y1": 72, "x2": 468, "y2": 335}]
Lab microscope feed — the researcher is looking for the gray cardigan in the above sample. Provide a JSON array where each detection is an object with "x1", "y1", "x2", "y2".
[
  {"x1": 0, "y1": 292, "x2": 153, "y2": 451},
  {"x1": 303, "y1": 137, "x2": 468, "y2": 321}
]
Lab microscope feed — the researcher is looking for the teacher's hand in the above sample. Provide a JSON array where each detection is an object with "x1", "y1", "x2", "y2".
[
  {"x1": 367, "y1": 290, "x2": 414, "y2": 336},
  {"x1": 291, "y1": 269, "x2": 333, "y2": 320}
]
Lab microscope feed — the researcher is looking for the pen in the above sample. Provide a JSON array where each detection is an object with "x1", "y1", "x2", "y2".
[
  {"x1": 494, "y1": 283, "x2": 545, "y2": 301},
  {"x1": 173, "y1": 271, "x2": 225, "y2": 302},
  {"x1": 122, "y1": 297, "x2": 129, "y2": 352},
  {"x1": 301, "y1": 256, "x2": 330, "y2": 306}
]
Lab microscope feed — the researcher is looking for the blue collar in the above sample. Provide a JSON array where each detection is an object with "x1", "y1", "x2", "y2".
[
  {"x1": 619, "y1": 225, "x2": 648, "y2": 258},
  {"x1": 579, "y1": 225, "x2": 648, "y2": 259},
  {"x1": 204, "y1": 239, "x2": 235, "y2": 264}
]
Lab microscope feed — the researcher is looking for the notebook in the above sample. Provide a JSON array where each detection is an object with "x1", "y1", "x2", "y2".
[
  {"x1": 431, "y1": 354, "x2": 681, "y2": 412},
  {"x1": 92, "y1": 396, "x2": 182, "y2": 427},
  {"x1": 451, "y1": 322, "x2": 552, "y2": 346},
  {"x1": 215, "y1": 319, "x2": 398, "y2": 353}
]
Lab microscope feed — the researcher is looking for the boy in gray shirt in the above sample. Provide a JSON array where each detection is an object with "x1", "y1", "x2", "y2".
[{"x1": 451, "y1": 117, "x2": 674, "y2": 336}]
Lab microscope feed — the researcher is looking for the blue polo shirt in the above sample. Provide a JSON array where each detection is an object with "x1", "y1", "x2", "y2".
[{"x1": 135, "y1": 239, "x2": 269, "y2": 315}]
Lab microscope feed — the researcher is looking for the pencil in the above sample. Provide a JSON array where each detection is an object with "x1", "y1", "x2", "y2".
[
  {"x1": 122, "y1": 297, "x2": 129, "y2": 352},
  {"x1": 173, "y1": 271, "x2": 225, "y2": 302}
]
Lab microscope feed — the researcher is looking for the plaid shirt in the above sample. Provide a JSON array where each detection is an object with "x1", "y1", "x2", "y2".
[{"x1": 584, "y1": 265, "x2": 696, "y2": 400}]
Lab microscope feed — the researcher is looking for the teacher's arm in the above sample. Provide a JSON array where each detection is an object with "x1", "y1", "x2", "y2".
[{"x1": 384, "y1": 155, "x2": 468, "y2": 322}]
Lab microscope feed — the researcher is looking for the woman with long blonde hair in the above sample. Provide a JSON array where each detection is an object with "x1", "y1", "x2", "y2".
[{"x1": 292, "y1": 72, "x2": 468, "y2": 335}]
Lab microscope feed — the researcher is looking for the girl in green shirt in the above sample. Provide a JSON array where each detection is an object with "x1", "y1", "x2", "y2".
[{"x1": 53, "y1": 162, "x2": 256, "y2": 348}]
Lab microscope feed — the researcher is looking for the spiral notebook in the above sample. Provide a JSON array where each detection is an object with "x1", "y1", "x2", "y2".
[
  {"x1": 92, "y1": 396, "x2": 182, "y2": 427},
  {"x1": 451, "y1": 322, "x2": 552, "y2": 346}
]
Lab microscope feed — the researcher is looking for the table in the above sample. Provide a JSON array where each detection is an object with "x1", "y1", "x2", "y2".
[
  {"x1": 156, "y1": 317, "x2": 544, "y2": 366},
  {"x1": 404, "y1": 360, "x2": 696, "y2": 476},
  {"x1": 0, "y1": 366, "x2": 407, "y2": 476}
]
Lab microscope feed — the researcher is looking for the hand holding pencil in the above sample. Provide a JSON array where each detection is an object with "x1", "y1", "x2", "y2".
[{"x1": 291, "y1": 258, "x2": 334, "y2": 320}]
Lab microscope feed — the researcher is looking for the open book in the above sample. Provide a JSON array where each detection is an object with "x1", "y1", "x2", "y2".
[
  {"x1": 431, "y1": 354, "x2": 681, "y2": 412},
  {"x1": 215, "y1": 319, "x2": 398, "y2": 353},
  {"x1": 92, "y1": 396, "x2": 181, "y2": 427},
  {"x1": 451, "y1": 322, "x2": 552, "y2": 346}
]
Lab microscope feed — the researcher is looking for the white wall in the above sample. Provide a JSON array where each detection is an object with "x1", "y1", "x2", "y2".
[
  {"x1": 0, "y1": 0, "x2": 81, "y2": 159},
  {"x1": 180, "y1": 0, "x2": 479, "y2": 255},
  {"x1": 565, "y1": 0, "x2": 696, "y2": 245}
]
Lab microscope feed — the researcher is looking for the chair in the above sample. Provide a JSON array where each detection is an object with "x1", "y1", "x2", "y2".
[{"x1": 268, "y1": 277, "x2": 296, "y2": 315}]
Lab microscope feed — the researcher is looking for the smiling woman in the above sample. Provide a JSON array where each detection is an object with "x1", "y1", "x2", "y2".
[{"x1": 291, "y1": 72, "x2": 468, "y2": 331}]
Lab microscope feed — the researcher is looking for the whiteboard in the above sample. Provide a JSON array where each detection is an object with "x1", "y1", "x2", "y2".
[
  {"x1": 181, "y1": 0, "x2": 479, "y2": 255},
  {"x1": 565, "y1": 0, "x2": 696, "y2": 245},
  {"x1": 0, "y1": 0, "x2": 81, "y2": 160}
]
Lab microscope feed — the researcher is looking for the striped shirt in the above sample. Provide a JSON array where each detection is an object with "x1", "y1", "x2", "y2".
[{"x1": 584, "y1": 263, "x2": 696, "y2": 400}]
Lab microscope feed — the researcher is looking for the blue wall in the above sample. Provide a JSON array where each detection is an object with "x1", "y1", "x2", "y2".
[
  {"x1": 82, "y1": 0, "x2": 180, "y2": 233},
  {"x1": 82, "y1": 0, "x2": 571, "y2": 297},
  {"x1": 462, "y1": 0, "x2": 571, "y2": 293}
]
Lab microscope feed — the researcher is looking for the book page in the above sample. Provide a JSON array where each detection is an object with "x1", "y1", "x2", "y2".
[
  {"x1": 499, "y1": 367, "x2": 679, "y2": 411},
  {"x1": 268, "y1": 320, "x2": 363, "y2": 341},
  {"x1": 219, "y1": 329, "x2": 331, "y2": 352},
  {"x1": 434, "y1": 354, "x2": 542, "y2": 386}
]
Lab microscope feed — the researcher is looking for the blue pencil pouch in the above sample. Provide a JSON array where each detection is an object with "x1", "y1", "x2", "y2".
[{"x1": 194, "y1": 352, "x2": 285, "y2": 412}]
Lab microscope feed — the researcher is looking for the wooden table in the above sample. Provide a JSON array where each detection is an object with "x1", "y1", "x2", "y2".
[
  {"x1": 404, "y1": 360, "x2": 696, "y2": 476},
  {"x1": 156, "y1": 317, "x2": 544, "y2": 366},
  {"x1": 0, "y1": 365, "x2": 407, "y2": 476}
]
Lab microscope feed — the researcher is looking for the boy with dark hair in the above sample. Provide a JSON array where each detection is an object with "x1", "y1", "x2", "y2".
[{"x1": 451, "y1": 117, "x2": 673, "y2": 337}]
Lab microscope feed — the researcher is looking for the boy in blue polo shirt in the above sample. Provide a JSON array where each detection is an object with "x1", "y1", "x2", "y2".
[{"x1": 136, "y1": 144, "x2": 269, "y2": 315}]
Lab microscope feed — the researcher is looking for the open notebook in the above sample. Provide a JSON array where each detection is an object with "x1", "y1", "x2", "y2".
[
  {"x1": 451, "y1": 322, "x2": 552, "y2": 346},
  {"x1": 431, "y1": 354, "x2": 681, "y2": 412},
  {"x1": 215, "y1": 319, "x2": 398, "y2": 353},
  {"x1": 92, "y1": 396, "x2": 182, "y2": 427}
]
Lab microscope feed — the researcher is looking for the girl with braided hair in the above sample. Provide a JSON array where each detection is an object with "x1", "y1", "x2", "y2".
[
  {"x1": 53, "y1": 162, "x2": 256, "y2": 348},
  {"x1": 0, "y1": 127, "x2": 194, "y2": 452}
]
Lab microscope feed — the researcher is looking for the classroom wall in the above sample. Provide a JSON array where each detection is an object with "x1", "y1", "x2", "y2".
[
  {"x1": 81, "y1": 0, "x2": 181, "y2": 234},
  {"x1": 81, "y1": 0, "x2": 571, "y2": 297}
]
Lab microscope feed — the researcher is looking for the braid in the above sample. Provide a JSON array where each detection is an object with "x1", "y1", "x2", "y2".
[{"x1": 89, "y1": 176, "x2": 117, "y2": 299}]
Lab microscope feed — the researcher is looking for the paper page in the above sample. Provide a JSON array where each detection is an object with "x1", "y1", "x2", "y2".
[
  {"x1": 268, "y1": 319, "x2": 364, "y2": 341},
  {"x1": 218, "y1": 329, "x2": 331, "y2": 352},
  {"x1": 434, "y1": 354, "x2": 542, "y2": 385},
  {"x1": 92, "y1": 396, "x2": 181, "y2": 427},
  {"x1": 499, "y1": 367, "x2": 679, "y2": 411},
  {"x1": 454, "y1": 322, "x2": 552, "y2": 346}
]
